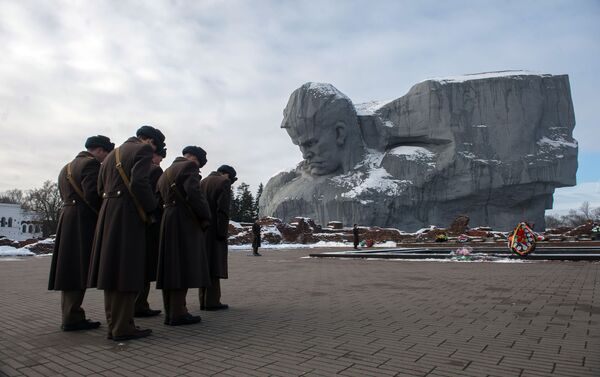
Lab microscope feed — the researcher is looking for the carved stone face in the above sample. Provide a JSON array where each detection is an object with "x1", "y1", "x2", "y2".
[
  {"x1": 282, "y1": 83, "x2": 361, "y2": 176},
  {"x1": 287, "y1": 121, "x2": 347, "y2": 176}
]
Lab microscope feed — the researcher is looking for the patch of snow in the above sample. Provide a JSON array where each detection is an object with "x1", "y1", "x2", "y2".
[
  {"x1": 0, "y1": 245, "x2": 34, "y2": 257},
  {"x1": 473, "y1": 159, "x2": 502, "y2": 165},
  {"x1": 269, "y1": 166, "x2": 296, "y2": 180},
  {"x1": 374, "y1": 241, "x2": 397, "y2": 248},
  {"x1": 229, "y1": 221, "x2": 244, "y2": 229},
  {"x1": 332, "y1": 149, "x2": 411, "y2": 199},
  {"x1": 229, "y1": 241, "x2": 352, "y2": 250},
  {"x1": 472, "y1": 124, "x2": 487, "y2": 128},
  {"x1": 415, "y1": 226, "x2": 437, "y2": 234},
  {"x1": 354, "y1": 100, "x2": 390, "y2": 116},
  {"x1": 389, "y1": 146, "x2": 434, "y2": 161},
  {"x1": 383, "y1": 120, "x2": 395, "y2": 128},
  {"x1": 262, "y1": 225, "x2": 282, "y2": 236},
  {"x1": 307, "y1": 82, "x2": 351, "y2": 102},
  {"x1": 458, "y1": 151, "x2": 476, "y2": 159},
  {"x1": 37, "y1": 238, "x2": 55, "y2": 245},
  {"x1": 458, "y1": 151, "x2": 502, "y2": 165},
  {"x1": 537, "y1": 136, "x2": 578, "y2": 149},
  {"x1": 423, "y1": 70, "x2": 550, "y2": 84}
]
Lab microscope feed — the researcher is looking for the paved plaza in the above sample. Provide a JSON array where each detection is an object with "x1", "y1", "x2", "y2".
[{"x1": 0, "y1": 249, "x2": 599, "y2": 376}]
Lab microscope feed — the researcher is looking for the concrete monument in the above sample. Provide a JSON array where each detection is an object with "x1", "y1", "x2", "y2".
[{"x1": 259, "y1": 71, "x2": 577, "y2": 231}]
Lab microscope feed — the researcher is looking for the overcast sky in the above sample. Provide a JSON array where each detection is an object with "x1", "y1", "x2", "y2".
[{"x1": 0, "y1": 0, "x2": 598, "y2": 213}]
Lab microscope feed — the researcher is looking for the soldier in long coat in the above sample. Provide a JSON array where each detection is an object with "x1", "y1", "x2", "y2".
[
  {"x1": 88, "y1": 126, "x2": 165, "y2": 341},
  {"x1": 199, "y1": 165, "x2": 237, "y2": 311},
  {"x1": 48, "y1": 135, "x2": 114, "y2": 331},
  {"x1": 156, "y1": 146, "x2": 212, "y2": 325},
  {"x1": 134, "y1": 146, "x2": 166, "y2": 317},
  {"x1": 252, "y1": 220, "x2": 262, "y2": 256}
]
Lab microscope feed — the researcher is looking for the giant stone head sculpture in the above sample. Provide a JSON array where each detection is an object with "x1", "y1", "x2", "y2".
[
  {"x1": 260, "y1": 71, "x2": 578, "y2": 231},
  {"x1": 281, "y1": 83, "x2": 365, "y2": 176}
]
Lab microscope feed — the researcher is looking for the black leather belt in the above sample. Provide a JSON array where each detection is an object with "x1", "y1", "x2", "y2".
[
  {"x1": 102, "y1": 191, "x2": 122, "y2": 199},
  {"x1": 163, "y1": 201, "x2": 177, "y2": 208},
  {"x1": 63, "y1": 199, "x2": 78, "y2": 207}
]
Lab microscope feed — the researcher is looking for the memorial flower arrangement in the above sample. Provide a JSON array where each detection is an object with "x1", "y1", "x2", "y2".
[
  {"x1": 508, "y1": 222, "x2": 537, "y2": 256},
  {"x1": 457, "y1": 234, "x2": 470, "y2": 243},
  {"x1": 452, "y1": 246, "x2": 473, "y2": 261},
  {"x1": 435, "y1": 233, "x2": 448, "y2": 242}
]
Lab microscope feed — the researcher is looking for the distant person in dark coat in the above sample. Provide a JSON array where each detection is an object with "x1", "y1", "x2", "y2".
[
  {"x1": 353, "y1": 224, "x2": 360, "y2": 249},
  {"x1": 198, "y1": 165, "x2": 237, "y2": 311},
  {"x1": 156, "y1": 146, "x2": 212, "y2": 326},
  {"x1": 134, "y1": 146, "x2": 166, "y2": 318},
  {"x1": 49, "y1": 135, "x2": 114, "y2": 331},
  {"x1": 252, "y1": 220, "x2": 262, "y2": 256},
  {"x1": 88, "y1": 126, "x2": 165, "y2": 341}
]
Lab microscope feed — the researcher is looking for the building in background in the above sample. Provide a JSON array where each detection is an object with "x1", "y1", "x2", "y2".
[{"x1": 0, "y1": 203, "x2": 43, "y2": 241}]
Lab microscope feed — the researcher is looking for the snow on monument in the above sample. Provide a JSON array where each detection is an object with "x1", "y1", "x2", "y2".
[{"x1": 259, "y1": 71, "x2": 577, "y2": 231}]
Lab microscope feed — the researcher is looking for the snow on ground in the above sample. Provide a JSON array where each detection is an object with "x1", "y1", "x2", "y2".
[
  {"x1": 230, "y1": 240, "x2": 399, "y2": 251},
  {"x1": 229, "y1": 241, "x2": 350, "y2": 250},
  {"x1": 415, "y1": 225, "x2": 437, "y2": 234},
  {"x1": 384, "y1": 258, "x2": 532, "y2": 263},
  {"x1": 229, "y1": 221, "x2": 244, "y2": 229},
  {"x1": 0, "y1": 245, "x2": 34, "y2": 256},
  {"x1": 261, "y1": 225, "x2": 282, "y2": 237}
]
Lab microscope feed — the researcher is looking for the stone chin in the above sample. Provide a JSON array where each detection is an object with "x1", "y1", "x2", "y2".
[{"x1": 306, "y1": 162, "x2": 340, "y2": 176}]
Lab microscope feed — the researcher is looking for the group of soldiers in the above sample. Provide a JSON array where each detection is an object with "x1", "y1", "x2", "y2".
[{"x1": 48, "y1": 126, "x2": 237, "y2": 341}]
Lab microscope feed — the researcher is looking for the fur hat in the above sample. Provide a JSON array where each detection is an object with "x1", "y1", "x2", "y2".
[
  {"x1": 136, "y1": 125, "x2": 166, "y2": 151},
  {"x1": 217, "y1": 165, "x2": 237, "y2": 182},
  {"x1": 182, "y1": 146, "x2": 207, "y2": 167},
  {"x1": 85, "y1": 135, "x2": 114, "y2": 152},
  {"x1": 156, "y1": 145, "x2": 167, "y2": 158}
]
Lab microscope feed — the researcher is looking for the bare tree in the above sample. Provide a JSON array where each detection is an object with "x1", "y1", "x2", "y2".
[
  {"x1": 593, "y1": 207, "x2": 600, "y2": 222},
  {"x1": 0, "y1": 189, "x2": 24, "y2": 204},
  {"x1": 23, "y1": 181, "x2": 62, "y2": 237},
  {"x1": 544, "y1": 214, "x2": 562, "y2": 229},
  {"x1": 579, "y1": 201, "x2": 592, "y2": 220}
]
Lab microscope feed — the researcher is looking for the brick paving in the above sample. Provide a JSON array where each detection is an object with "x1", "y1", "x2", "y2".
[{"x1": 0, "y1": 249, "x2": 599, "y2": 376}]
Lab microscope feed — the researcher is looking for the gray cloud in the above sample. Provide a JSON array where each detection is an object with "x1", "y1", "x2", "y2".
[{"x1": 0, "y1": 0, "x2": 598, "y2": 195}]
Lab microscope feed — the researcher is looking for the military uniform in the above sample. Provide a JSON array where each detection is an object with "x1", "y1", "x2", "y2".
[
  {"x1": 252, "y1": 222, "x2": 261, "y2": 256},
  {"x1": 134, "y1": 164, "x2": 163, "y2": 316},
  {"x1": 88, "y1": 137, "x2": 158, "y2": 339},
  {"x1": 49, "y1": 151, "x2": 101, "y2": 329},
  {"x1": 199, "y1": 171, "x2": 232, "y2": 309},
  {"x1": 156, "y1": 157, "x2": 212, "y2": 324}
]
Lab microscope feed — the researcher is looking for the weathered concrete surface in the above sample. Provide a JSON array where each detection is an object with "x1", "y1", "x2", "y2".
[{"x1": 260, "y1": 71, "x2": 577, "y2": 231}]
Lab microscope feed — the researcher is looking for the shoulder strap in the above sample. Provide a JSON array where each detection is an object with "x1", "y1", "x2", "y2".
[
  {"x1": 165, "y1": 168, "x2": 202, "y2": 227},
  {"x1": 115, "y1": 147, "x2": 150, "y2": 224},
  {"x1": 66, "y1": 162, "x2": 98, "y2": 215}
]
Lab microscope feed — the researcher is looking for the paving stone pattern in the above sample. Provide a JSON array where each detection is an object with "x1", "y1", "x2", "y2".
[{"x1": 0, "y1": 250, "x2": 598, "y2": 376}]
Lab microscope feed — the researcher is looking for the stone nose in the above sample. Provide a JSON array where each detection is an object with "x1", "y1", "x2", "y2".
[{"x1": 301, "y1": 147, "x2": 314, "y2": 160}]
